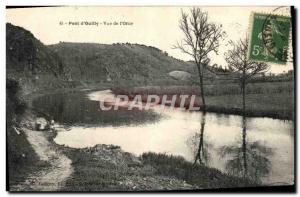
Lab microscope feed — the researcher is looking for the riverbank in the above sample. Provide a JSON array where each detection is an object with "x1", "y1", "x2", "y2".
[
  {"x1": 205, "y1": 93, "x2": 293, "y2": 120},
  {"x1": 9, "y1": 110, "x2": 73, "y2": 191},
  {"x1": 7, "y1": 79, "x2": 51, "y2": 190},
  {"x1": 53, "y1": 132, "x2": 256, "y2": 191},
  {"x1": 112, "y1": 83, "x2": 294, "y2": 120},
  {"x1": 17, "y1": 116, "x2": 194, "y2": 191},
  {"x1": 10, "y1": 108, "x2": 256, "y2": 191}
]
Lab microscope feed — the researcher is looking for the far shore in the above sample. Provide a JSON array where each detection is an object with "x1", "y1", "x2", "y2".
[
  {"x1": 23, "y1": 81, "x2": 294, "y2": 121},
  {"x1": 111, "y1": 84, "x2": 294, "y2": 120}
]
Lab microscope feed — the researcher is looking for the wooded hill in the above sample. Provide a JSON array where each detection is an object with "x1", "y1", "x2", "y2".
[{"x1": 7, "y1": 23, "x2": 217, "y2": 92}]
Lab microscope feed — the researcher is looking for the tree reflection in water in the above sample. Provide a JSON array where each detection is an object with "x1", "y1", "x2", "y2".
[
  {"x1": 219, "y1": 115, "x2": 273, "y2": 183},
  {"x1": 187, "y1": 112, "x2": 211, "y2": 166}
]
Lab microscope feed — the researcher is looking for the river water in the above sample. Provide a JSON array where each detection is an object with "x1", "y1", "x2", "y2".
[{"x1": 33, "y1": 90, "x2": 294, "y2": 186}]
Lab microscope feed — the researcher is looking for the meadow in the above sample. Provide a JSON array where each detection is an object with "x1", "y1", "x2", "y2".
[{"x1": 112, "y1": 81, "x2": 294, "y2": 120}]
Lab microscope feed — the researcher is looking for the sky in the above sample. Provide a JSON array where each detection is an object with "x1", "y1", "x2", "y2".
[{"x1": 6, "y1": 6, "x2": 293, "y2": 73}]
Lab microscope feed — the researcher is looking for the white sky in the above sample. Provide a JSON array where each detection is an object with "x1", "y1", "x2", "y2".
[{"x1": 6, "y1": 6, "x2": 293, "y2": 73}]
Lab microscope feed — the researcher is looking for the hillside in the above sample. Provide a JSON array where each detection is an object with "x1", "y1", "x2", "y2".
[
  {"x1": 6, "y1": 23, "x2": 67, "y2": 93},
  {"x1": 9, "y1": 23, "x2": 291, "y2": 94},
  {"x1": 48, "y1": 42, "x2": 197, "y2": 86},
  {"x1": 7, "y1": 23, "x2": 220, "y2": 91}
]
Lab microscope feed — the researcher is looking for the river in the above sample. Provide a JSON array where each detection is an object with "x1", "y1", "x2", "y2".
[{"x1": 32, "y1": 89, "x2": 294, "y2": 186}]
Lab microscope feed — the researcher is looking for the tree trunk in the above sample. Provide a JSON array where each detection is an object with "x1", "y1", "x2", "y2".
[
  {"x1": 242, "y1": 116, "x2": 247, "y2": 178},
  {"x1": 242, "y1": 65, "x2": 247, "y2": 178},
  {"x1": 242, "y1": 65, "x2": 246, "y2": 115},
  {"x1": 196, "y1": 63, "x2": 206, "y2": 111},
  {"x1": 242, "y1": 82, "x2": 245, "y2": 114},
  {"x1": 200, "y1": 74, "x2": 206, "y2": 111}
]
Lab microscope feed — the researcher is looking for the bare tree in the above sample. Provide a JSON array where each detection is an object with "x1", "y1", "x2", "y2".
[
  {"x1": 225, "y1": 38, "x2": 269, "y2": 113},
  {"x1": 174, "y1": 8, "x2": 224, "y2": 111}
]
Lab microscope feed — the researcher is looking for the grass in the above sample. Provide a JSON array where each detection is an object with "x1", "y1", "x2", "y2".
[
  {"x1": 112, "y1": 81, "x2": 294, "y2": 120},
  {"x1": 7, "y1": 125, "x2": 51, "y2": 189},
  {"x1": 112, "y1": 81, "x2": 293, "y2": 96},
  {"x1": 6, "y1": 79, "x2": 51, "y2": 190},
  {"x1": 61, "y1": 148, "x2": 130, "y2": 191},
  {"x1": 141, "y1": 152, "x2": 257, "y2": 189},
  {"x1": 206, "y1": 93, "x2": 294, "y2": 120},
  {"x1": 58, "y1": 143, "x2": 187, "y2": 191},
  {"x1": 57, "y1": 142, "x2": 257, "y2": 191}
]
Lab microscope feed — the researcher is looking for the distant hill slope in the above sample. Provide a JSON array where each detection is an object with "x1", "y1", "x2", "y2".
[
  {"x1": 7, "y1": 23, "x2": 220, "y2": 91},
  {"x1": 48, "y1": 42, "x2": 196, "y2": 86},
  {"x1": 6, "y1": 23, "x2": 66, "y2": 93}
]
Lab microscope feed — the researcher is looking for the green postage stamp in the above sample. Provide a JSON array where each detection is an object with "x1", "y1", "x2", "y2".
[{"x1": 248, "y1": 13, "x2": 291, "y2": 64}]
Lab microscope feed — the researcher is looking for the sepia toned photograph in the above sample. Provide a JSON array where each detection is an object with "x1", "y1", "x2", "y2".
[{"x1": 6, "y1": 6, "x2": 295, "y2": 192}]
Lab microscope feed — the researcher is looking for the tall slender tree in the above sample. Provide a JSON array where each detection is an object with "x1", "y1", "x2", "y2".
[
  {"x1": 225, "y1": 38, "x2": 269, "y2": 113},
  {"x1": 174, "y1": 8, "x2": 225, "y2": 111}
]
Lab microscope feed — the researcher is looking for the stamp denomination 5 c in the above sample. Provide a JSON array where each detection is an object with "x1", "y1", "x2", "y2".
[{"x1": 248, "y1": 13, "x2": 291, "y2": 64}]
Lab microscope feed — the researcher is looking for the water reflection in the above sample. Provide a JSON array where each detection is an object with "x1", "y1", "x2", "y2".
[
  {"x1": 187, "y1": 112, "x2": 213, "y2": 166},
  {"x1": 219, "y1": 116, "x2": 273, "y2": 183},
  {"x1": 193, "y1": 112, "x2": 209, "y2": 165},
  {"x1": 32, "y1": 91, "x2": 160, "y2": 126}
]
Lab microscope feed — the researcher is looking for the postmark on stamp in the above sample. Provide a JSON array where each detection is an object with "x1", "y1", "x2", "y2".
[{"x1": 248, "y1": 13, "x2": 291, "y2": 64}]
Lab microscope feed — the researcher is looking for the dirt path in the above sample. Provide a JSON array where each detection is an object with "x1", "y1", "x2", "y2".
[{"x1": 10, "y1": 128, "x2": 73, "y2": 191}]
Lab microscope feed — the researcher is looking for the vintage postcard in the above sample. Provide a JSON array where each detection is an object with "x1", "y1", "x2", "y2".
[{"x1": 6, "y1": 6, "x2": 295, "y2": 192}]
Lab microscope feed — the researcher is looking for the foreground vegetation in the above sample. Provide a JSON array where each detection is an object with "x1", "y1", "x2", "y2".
[
  {"x1": 58, "y1": 143, "x2": 192, "y2": 191},
  {"x1": 57, "y1": 140, "x2": 256, "y2": 191},
  {"x1": 141, "y1": 152, "x2": 256, "y2": 189},
  {"x1": 7, "y1": 80, "x2": 50, "y2": 189}
]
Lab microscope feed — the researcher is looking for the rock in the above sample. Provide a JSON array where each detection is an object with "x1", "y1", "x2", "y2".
[
  {"x1": 168, "y1": 71, "x2": 192, "y2": 81},
  {"x1": 35, "y1": 117, "x2": 48, "y2": 131},
  {"x1": 13, "y1": 126, "x2": 21, "y2": 135}
]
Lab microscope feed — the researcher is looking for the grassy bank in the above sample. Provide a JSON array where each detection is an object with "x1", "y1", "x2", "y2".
[
  {"x1": 7, "y1": 79, "x2": 50, "y2": 189},
  {"x1": 7, "y1": 120, "x2": 50, "y2": 189},
  {"x1": 51, "y1": 136, "x2": 194, "y2": 191},
  {"x1": 206, "y1": 93, "x2": 293, "y2": 120},
  {"x1": 112, "y1": 81, "x2": 294, "y2": 120},
  {"x1": 6, "y1": 80, "x2": 43, "y2": 189},
  {"x1": 112, "y1": 81, "x2": 293, "y2": 96},
  {"x1": 54, "y1": 139, "x2": 256, "y2": 191},
  {"x1": 141, "y1": 152, "x2": 256, "y2": 189}
]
